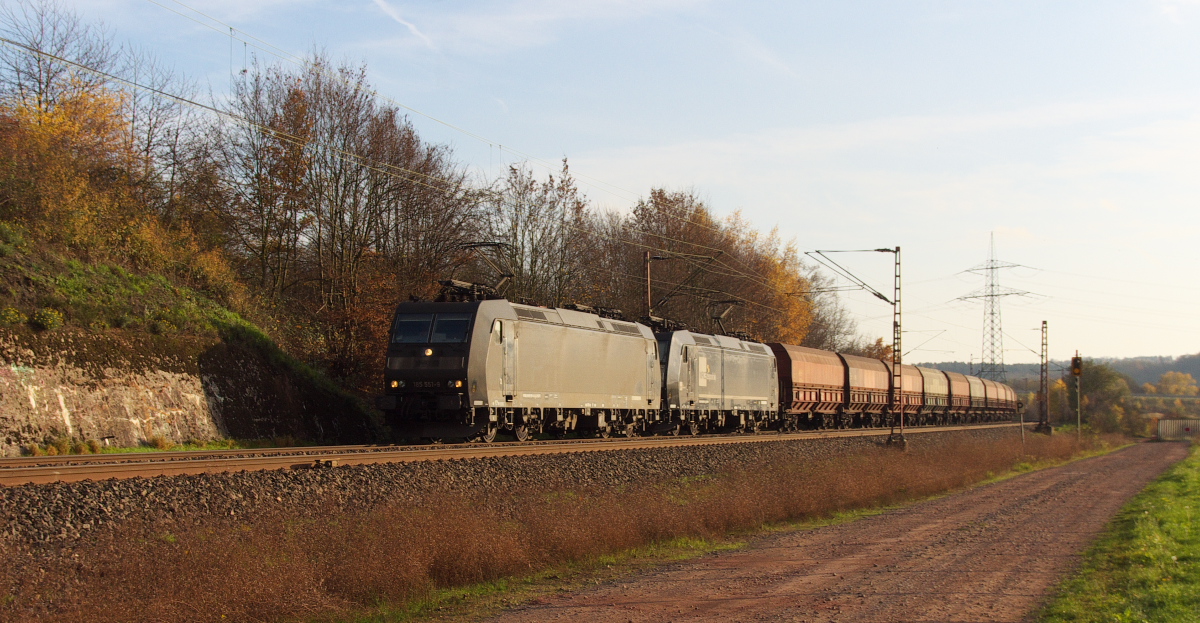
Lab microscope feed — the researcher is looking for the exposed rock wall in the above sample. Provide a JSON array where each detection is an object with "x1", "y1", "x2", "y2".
[
  {"x1": 0, "y1": 328, "x2": 374, "y2": 456},
  {"x1": 0, "y1": 362, "x2": 223, "y2": 454}
]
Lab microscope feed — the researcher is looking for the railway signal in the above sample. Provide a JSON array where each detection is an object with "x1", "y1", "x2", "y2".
[{"x1": 1072, "y1": 350, "x2": 1083, "y2": 441}]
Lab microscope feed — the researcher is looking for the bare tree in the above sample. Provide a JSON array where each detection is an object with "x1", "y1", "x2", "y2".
[
  {"x1": 483, "y1": 161, "x2": 590, "y2": 307},
  {"x1": 0, "y1": 0, "x2": 117, "y2": 113},
  {"x1": 219, "y1": 60, "x2": 313, "y2": 299}
]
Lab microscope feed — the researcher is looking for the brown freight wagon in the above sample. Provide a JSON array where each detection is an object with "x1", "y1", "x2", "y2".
[{"x1": 768, "y1": 344, "x2": 844, "y2": 428}]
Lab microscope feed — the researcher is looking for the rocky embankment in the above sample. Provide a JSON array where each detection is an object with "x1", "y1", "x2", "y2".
[
  {"x1": 0, "y1": 327, "x2": 375, "y2": 456},
  {"x1": 1, "y1": 427, "x2": 1016, "y2": 548}
]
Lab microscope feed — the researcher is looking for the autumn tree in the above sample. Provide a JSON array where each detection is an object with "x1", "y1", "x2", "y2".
[
  {"x1": 1153, "y1": 371, "x2": 1198, "y2": 396},
  {"x1": 216, "y1": 53, "x2": 481, "y2": 379},
  {"x1": 220, "y1": 62, "x2": 313, "y2": 298},
  {"x1": 1063, "y1": 359, "x2": 1133, "y2": 433}
]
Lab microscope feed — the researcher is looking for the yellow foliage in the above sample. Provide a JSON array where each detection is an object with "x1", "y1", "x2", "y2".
[
  {"x1": 0, "y1": 86, "x2": 135, "y2": 249},
  {"x1": 1156, "y1": 371, "x2": 1198, "y2": 396}
]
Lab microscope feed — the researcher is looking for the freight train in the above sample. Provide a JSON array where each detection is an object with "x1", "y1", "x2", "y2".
[{"x1": 376, "y1": 295, "x2": 1019, "y2": 442}]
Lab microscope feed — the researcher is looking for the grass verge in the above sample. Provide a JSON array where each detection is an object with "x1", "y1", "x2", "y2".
[{"x1": 1037, "y1": 441, "x2": 1200, "y2": 623}]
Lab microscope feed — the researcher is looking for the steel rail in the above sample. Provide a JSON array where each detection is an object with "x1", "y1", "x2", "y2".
[
  {"x1": 0, "y1": 444, "x2": 393, "y2": 468},
  {"x1": 0, "y1": 423, "x2": 1023, "y2": 487}
]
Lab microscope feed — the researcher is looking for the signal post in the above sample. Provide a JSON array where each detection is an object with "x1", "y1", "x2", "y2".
[{"x1": 1071, "y1": 352, "x2": 1083, "y2": 441}]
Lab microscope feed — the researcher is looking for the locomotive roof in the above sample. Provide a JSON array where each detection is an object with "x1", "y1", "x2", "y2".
[{"x1": 660, "y1": 330, "x2": 772, "y2": 355}]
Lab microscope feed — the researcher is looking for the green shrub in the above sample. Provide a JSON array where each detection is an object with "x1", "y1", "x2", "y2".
[
  {"x1": 149, "y1": 319, "x2": 177, "y2": 335},
  {"x1": 0, "y1": 307, "x2": 26, "y2": 326},
  {"x1": 51, "y1": 435, "x2": 71, "y2": 455},
  {"x1": 0, "y1": 221, "x2": 26, "y2": 248},
  {"x1": 145, "y1": 435, "x2": 174, "y2": 451},
  {"x1": 30, "y1": 308, "x2": 63, "y2": 331}
]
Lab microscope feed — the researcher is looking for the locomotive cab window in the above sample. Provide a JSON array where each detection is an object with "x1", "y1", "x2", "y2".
[
  {"x1": 431, "y1": 313, "x2": 472, "y2": 343},
  {"x1": 391, "y1": 314, "x2": 434, "y2": 343}
]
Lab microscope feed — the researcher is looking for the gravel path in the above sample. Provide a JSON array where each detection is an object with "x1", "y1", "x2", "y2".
[{"x1": 490, "y1": 441, "x2": 1189, "y2": 623}]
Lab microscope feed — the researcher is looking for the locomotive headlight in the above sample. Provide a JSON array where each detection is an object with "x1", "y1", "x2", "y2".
[
  {"x1": 390, "y1": 380, "x2": 399, "y2": 388},
  {"x1": 455, "y1": 380, "x2": 463, "y2": 388},
  {"x1": 424, "y1": 348, "x2": 434, "y2": 356}
]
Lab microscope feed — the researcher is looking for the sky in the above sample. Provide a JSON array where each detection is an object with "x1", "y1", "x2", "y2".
[{"x1": 58, "y1": 0, "x2": 1200, "y2": 366}]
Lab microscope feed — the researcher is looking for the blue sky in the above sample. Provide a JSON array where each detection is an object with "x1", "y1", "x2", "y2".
[{"x1": 69, "y1": 0, "x2": 1200, "y2": 365}]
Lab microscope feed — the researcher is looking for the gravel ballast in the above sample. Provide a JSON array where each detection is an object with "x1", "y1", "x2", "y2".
[{"x1": 1, "y1": 427, "x2": 1018, "y2": 548}]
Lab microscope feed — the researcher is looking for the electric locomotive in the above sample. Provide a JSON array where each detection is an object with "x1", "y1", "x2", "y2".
[{"x1": 377, "y1": 297, "x2": 662, "y2": 441}]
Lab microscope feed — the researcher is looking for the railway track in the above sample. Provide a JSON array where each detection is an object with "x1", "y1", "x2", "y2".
[{"x1": 0, "y1": 422, "x2": 1023, "y2": 486}]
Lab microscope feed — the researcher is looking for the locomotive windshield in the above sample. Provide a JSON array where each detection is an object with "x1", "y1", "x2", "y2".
[
  {"x1": 430, "y1": 313, "x2": 472, "y2": 343},
  {"x1": 392, "y1": 314, "x2": 434, "y2": 343},
  {"x1": 391, "y1": 312, "x2": 473, "y2": 343}
]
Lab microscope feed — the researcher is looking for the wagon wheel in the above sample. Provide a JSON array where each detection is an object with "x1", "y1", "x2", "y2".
[
  {"x1": 479, "y1": 425, "x2": 498, "y2": 444},
  {"x1": 513, "y1": 425, "x2": 532, "y2": 442},
  {"x1": 623, "y1": 423, "x2": 638, "y2": 438},
  {"x1": 668, "y1": 423, "x2": 681, "y2": 436},
  {"x1": 598, "y1": 426, "x2": 611, "y2": 439},
  {"x1": 687, "y1": 421, "x2": 701, "y2": 436}
]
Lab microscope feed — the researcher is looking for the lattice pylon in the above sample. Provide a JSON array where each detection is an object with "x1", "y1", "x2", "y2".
[{"x1": 957, "y1": 233, "x2": 1028, "y2": 383}]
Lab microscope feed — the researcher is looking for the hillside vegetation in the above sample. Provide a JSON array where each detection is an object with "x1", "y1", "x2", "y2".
[{"x1": 0, "y1": 223, "x2": 378, "y2": 450}]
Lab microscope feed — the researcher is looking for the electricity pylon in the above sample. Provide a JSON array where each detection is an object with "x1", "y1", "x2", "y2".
[{"x1": 958, "y1": 233, "x2": 1028, "y2": 382}]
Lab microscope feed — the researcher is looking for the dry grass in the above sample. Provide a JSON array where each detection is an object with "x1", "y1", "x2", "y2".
[{"x1": 0, "y1": 433, "x2": 1119, "y2": 623}]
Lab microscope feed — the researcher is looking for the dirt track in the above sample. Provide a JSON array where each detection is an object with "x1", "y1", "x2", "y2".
[{"x1": 491, "y1": 441, "x2": 1189, "y2": 623}]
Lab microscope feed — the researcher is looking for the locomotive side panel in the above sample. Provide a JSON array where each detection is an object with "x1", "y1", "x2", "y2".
[
  {"x1": 691, "y1": 343, "x2": 725, "y2": 410},
  {"x1": 505, "y1": 311, "x2": 659, "y2": 412},
  {"x1": 716, "y1": 338, "x2": 778, "y2": 414}
]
